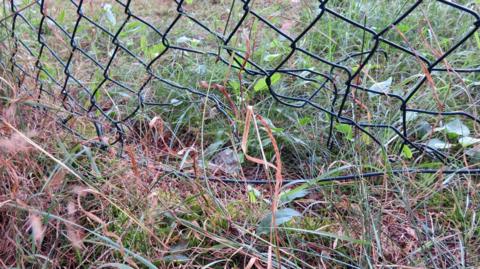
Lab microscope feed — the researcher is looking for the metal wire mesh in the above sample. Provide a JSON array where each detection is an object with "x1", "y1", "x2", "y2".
[{"x1": 1, "y1": 0, "x2": 480, "y2": 182}]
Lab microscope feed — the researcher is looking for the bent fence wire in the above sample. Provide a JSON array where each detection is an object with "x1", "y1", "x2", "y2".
[{"x1": 1, "y1": 0, "x2": 480, "y2": 183}]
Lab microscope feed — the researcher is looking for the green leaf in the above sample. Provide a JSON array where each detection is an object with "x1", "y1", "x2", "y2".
[
  {"x1": 368, "y1": 77, "x2": 392, "y2": 97},
  {"x1": 185, "y1": 0, "x2": 193, "y2": 4},
  {"x1": 416, "y1": 121, "x2": 432, "y2": 138},
  {"x1": 417, "y1": 161, "x2": 443, "y2": 169},
  {"x1": 228, "y1": 81, "x2": 240, "y2": 94},
  {"x1": 119, "y1": 21, "x2": 145, "y2": 38},
  {"x1": 426, "y1": 138, "x2": 452, "y2": 150},
  {"x1": 254, "y1": 73, "x2": 281, "y2": 92},
  {"x1": 57, "y1": 9, "x2": 66, "y2": 24},
  {"x1": 444, "y1": 119, "x2": 470, "y2": 137},
  {"x1": 458, "y1": 136, "x2": 480, "y2": 147},
  {"x1": 247, "y1": 185, "x2": 261, "y2": 203},
  {"x1": 39, "y1": 64, "x2": 57, "y2": 81},
  {"x1": 271, "y1": 127, "x2": 284, "y2": 134},
  {"x1": 147, "y1": 43, "x2": 166, "y2": 59},
  {"x1": 361, "y1": 132, "x2": 371, "y2": 145},
  {"x1": 396, "y1": 23, "x2": 412, "y2": 33},
  {"x1": 258, "y1": 117, "x2": 283, "y2": 135},
  {"x1": 401, "y1": 145, "x2": 413, "y2": 159},
  {"x1": 335, "y1": 123, "x2": 353, "y2": 141},
  {"x1": 237, "y1": 152, "x2": 245, "y2": 164},
  {"x1": 280, "y1": 188, "x2": 309, "y2": 205},
  {"x1": 269, "y1": 39, "x2": 287, "y2": 50},
  {"x1": 258, "y1": 208, "x2": 302, "y2": 234},
  {"x1": 140, "y1": 35, "x2": 147, "y2": 54},
  {"x1": 125, "y1": 21, "x2": 144, "y2": 32},
  {"x1": 299, "y1": 116, "x2": 312, "y2": 126},
  {"x1": 263, "y1": 53, "x2": 282, "y2": 62},
  {"x1": 474, "y1": 31, "x2": 480, "y2": 49}
]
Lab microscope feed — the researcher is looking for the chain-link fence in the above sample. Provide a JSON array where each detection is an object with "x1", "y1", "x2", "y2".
[{"x1": 1, "y1": 0, "x2": 480, "y2": 182}]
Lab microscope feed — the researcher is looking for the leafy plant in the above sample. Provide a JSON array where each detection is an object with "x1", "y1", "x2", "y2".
[
  {"x1": 402, "y1": 145, "x2": 413, "y2": 159},
  {"x1": 254, "y1": 73, "x2": 282, "y2": 92},
  {"x1": 335, "y1": 123, "x2": 354, "y2": 141},
  {"x1": 426, "y1": 138, "x2": 452, "y2": 150},
  {"x1": 257, "y1": 208, "x2": 302, "y2": 235},
  {"x1": 437, "y1": 119, "x2": 470, "y2": 137}
]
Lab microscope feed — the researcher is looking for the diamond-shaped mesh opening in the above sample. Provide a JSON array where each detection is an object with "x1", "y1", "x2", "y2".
[
  {"x1": 92, "y1": 80, "x2": 140, "y2": 123},
  {"x1": 62, "y1": 78, "x2": 93, "y2": 114},
  {"x1": 61, "y1": 114, "x2": 102, "y2": 141},
  {"x1": 68, "y1": 51, "x2": 105, "y2": 92},
  {"x1": 352, "y1": 44, "x2": 428, "y2": 97},
  {"x1": 141, "y1": 77, "x2": 180, "y2": 107},
  {"x1": 116, "y1": 18, "x2": 166, "y2": 64},
  {"x1": 42, "y1": 1, "x2": 79, "y2": 36},
  {"x1": 39, "y1": 21, "x2": 73, "y2": 64},
  {"x1": 408, "y1": 73, "x2": 480, "y2": 118},
  {"x1": 106, "y1": 47, "x2": 149, "y2": 88},
  {"x1": 37, "y1": 47, "x2": 67, "y2": 85},
  {"x1": 434, "y1": 36, "x2": 480, "y2": 71},
  {"x1": 11, "y1": 41, "x2": 38, "y2": 75},
  {"x1": 73, "y1": 19, "x2": 117, "y2": 68}
]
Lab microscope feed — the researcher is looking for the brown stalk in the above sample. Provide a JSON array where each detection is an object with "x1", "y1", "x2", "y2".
[
  {"x1": 241, "y1": 106, "x2": 276, "y2": 171},
  {"x1": 198, "y1": 81, "x2": 239, "y2": 119},
  {"x1": 240, "y1": 105, "x2": 283, "y2": 267}
]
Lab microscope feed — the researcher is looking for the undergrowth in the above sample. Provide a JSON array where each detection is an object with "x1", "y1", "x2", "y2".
[{"x1": 0, "y1": 0, "x2": 479, "y2": 268}]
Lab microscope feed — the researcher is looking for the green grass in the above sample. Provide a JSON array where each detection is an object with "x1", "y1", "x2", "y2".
[{"x1": 0, "y1": 0, "x2": 479, "y2": 268}]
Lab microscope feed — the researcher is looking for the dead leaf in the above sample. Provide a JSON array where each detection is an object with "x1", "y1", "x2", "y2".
[
  {"x1": 28, "y1": 214, "x2": 45, "y2": 245},
  {"x1": 209, "y1": 148, "x2": 240, "y2": 175}
]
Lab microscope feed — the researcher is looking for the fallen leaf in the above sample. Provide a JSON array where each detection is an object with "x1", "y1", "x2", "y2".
[
  {"x1": 28, "y1": 214, "x2": 45, "y2": 245},
  {"x1": 209, "y1": 148, "x2": 240, "y2": 175}
]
